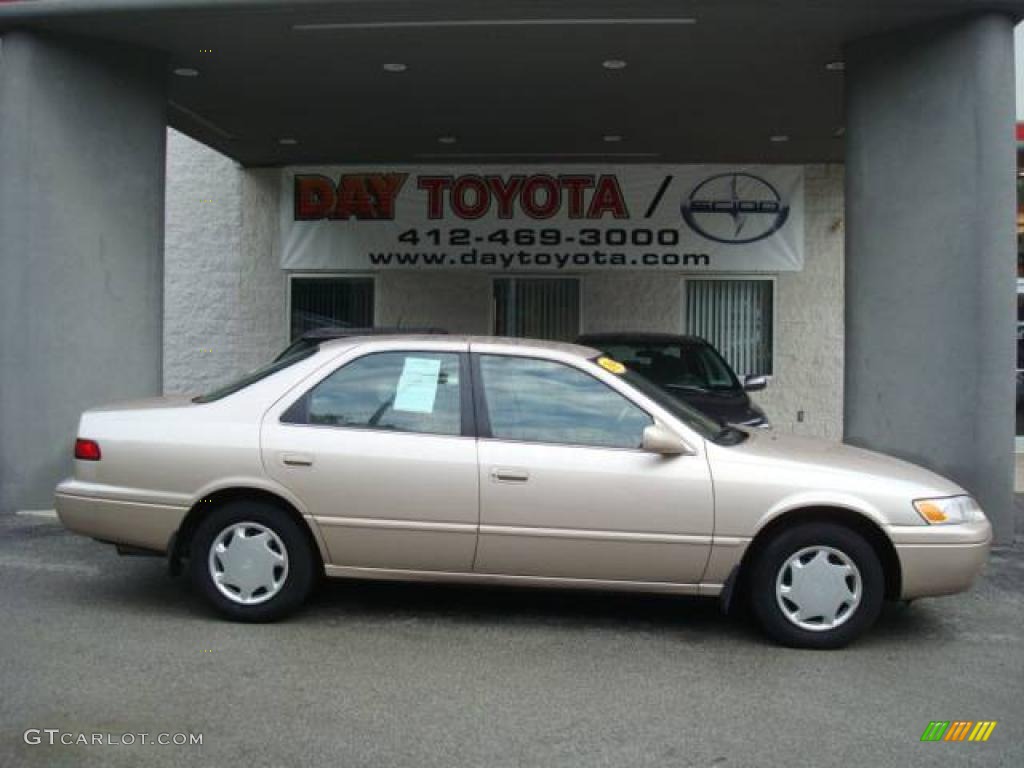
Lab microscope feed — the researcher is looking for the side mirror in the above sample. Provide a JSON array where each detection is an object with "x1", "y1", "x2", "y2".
[
  {"x1": 744, "y1": 375, "x2": 768, "y2": 392},
  {"x1": 642, "y1": 424, "x2": 689, "y2": 455}
]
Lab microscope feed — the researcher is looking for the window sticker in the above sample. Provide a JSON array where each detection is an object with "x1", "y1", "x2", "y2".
[
  {"x1": 393, "y1": 357, "x2": 442, "y2": 413},
  {"x1": 596, "y1": 356, "x2": 626, "y2": 375}
]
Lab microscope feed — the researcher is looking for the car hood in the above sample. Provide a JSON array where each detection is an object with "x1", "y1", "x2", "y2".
[
  {"x1": 668, "y1": 388, "x2": 765, "y2": 425},
  {"x1": 713, "y1": 430, "x2": 966, "y2": 499}
]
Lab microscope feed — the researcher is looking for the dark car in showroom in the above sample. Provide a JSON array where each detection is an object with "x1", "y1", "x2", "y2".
[{"x1": 577, "y1": 332, "x2": 770, "y2": 428}]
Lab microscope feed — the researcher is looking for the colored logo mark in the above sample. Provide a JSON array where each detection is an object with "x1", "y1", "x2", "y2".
[{"x1": 920, "y1": 721, "x2": 997, "y2": 742}]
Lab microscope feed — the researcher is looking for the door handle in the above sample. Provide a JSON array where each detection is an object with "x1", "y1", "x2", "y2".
[
  {"x1": 282, "y1": 453, "x2": 314, "y2": 467},
  {"x1": 491, "y1": 467, "x2": 529, "y2": 483}
]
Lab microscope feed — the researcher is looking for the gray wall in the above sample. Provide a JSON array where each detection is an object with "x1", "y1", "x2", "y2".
[
  {"x1": 845, "y1": 14, "x2": 1017, "y2": 540},
  {"x1": 0, "y1": 32, "x2": 166, "y2": 511},
  {"x1": 164, "y1": 130, "x2": 285, "y2": 395}
]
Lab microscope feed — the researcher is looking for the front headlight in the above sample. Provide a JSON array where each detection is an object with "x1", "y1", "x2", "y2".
[{"x1": 913, "y1": 495, "x2": 985, "y2": 525}]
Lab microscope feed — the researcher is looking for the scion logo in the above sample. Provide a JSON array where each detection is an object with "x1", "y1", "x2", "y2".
[{"x1": 680, "y1": 172, "x2": 789, "y2": 244}]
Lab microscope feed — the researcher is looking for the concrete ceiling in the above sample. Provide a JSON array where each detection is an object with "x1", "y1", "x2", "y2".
[{"x1": 2, "y1": 0, "x2": 1023, "y2": 166}]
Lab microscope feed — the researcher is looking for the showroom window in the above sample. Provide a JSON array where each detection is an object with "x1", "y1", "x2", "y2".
[
  {"x1": 493, "y1": 277, "x2": 580, "y2": 342},
  {"x1": 289, "y1": 276, "x2": 374, "y2": 341},
  {"x1": 683, "y1": 277, "x2": 774, "y2": 377}
]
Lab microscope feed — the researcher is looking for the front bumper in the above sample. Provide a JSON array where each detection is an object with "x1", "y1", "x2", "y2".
[
  {"x1": 55, "y1": 479, "x2": 188, "y2": 554},
  {"x1": 889, "y1": 519, "x2": 992, "y2": 599}
]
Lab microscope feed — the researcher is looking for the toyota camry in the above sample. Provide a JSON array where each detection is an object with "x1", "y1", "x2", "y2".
[{"x1": 55, "y1": 336, "x2": 991, "y2": 648}]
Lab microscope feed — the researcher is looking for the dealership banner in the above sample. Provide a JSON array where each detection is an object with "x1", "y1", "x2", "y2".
[{"x1": 280, "y1": 165, "x2": 804, "y2": 272}]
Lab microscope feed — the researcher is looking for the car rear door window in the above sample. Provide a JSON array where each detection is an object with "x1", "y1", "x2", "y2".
[
  {"x1": 478, "y1": 355, "x2": 652, "y2": 449},
  {"x1": 289, "y1": 352, "x2": 462, "y2": 436}
]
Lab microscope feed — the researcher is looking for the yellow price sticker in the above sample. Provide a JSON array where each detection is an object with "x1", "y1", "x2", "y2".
[{"x1": 596, "y1": 356, "x2": 626, "y2": 375}]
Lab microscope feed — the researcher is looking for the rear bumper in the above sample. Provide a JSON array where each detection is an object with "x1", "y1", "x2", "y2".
[
  {"x1": 890, "y1": 520, "x2": 992, "y2": 599},
  {"x1": 55, "y1": 480, "x2": 188, "y2": 554}
]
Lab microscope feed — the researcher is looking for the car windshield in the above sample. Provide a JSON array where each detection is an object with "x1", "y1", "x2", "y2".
[
  {"x1": 193, "y1": 346, "x2": 317, "y2": 403},
  {"x1": 605, "y1": 359, "x2": 746, "y2": 445},
  {"x1": 596, "y1": 341, "x2": 741, "y2": 393}
]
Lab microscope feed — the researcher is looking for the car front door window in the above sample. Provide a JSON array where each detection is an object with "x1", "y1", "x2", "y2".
[{"x1": 477, "y1": 354, "x2": 652, "y2": 449}]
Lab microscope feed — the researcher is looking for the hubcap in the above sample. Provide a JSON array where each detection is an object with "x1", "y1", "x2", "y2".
[
  {"x1": 775, "y1": 545, "x2": 861, "y2": 632},
  {"x1": 208, "y1": 522, "x2": 289, "y2": 605}
]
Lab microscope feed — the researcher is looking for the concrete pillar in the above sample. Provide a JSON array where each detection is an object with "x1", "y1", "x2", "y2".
[
  {"x1": 0, "y1": 33, "x2": 167, "y2": 511},
  {"x1": 844, "y1": 15, "x2": 1017, "y2": 541}
]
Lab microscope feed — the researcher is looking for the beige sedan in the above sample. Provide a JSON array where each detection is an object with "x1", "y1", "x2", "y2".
[{"x1": 55, "y1": 336, "x2": 990, "y2": 648}]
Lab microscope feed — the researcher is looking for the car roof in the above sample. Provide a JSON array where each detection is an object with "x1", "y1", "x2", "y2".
[
  {"x1": 319, "y1": 334, "x2": 600, "y2": 358},
  {"x1": 577, "y1": 332, "x2": 708, "y2": 345},
  {"x1": 299, "y1": 326, "x2": 448, "y2": 340}
]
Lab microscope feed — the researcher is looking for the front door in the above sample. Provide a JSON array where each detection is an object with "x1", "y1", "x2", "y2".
[
  {"x1": 471, "y1": 352, "x2": 714, "y2": 584},
  {"x1": 262, "y1": 348, "x2": 479, "y2": 572}
]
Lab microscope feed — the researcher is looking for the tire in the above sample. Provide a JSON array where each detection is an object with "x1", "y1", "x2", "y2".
[
  {"x1": 748, "y1": 522, "x2": 884, "y2": 649},
  {"x1": 189, "y1": 500, "x2": 318, "y2": 622}
]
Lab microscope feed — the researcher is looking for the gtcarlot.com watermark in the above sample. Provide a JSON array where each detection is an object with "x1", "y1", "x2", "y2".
[{"x1": 24, "y1": 729, "x2": 202, "y2": 747}]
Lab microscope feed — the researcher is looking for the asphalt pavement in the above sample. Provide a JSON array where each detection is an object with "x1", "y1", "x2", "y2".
[{"x1": 0, "y1": 511, "x2": 1021, "y2": 768}]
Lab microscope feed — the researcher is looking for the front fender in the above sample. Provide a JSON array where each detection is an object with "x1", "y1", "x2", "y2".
[{"x1": 752, "y1": 490, "x2": 891, "y2": 538}]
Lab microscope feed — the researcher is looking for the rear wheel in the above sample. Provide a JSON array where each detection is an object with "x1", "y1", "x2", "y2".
[
  {"x1": 189, "y1": 500, "x2": 317, "y2": 622},
  {"x1": 749, "y1": 522, "x2": 884, "y2": 649}
]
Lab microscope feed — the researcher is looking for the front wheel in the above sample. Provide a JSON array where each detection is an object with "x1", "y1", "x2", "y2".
[
  {"x1": 189, "y1": 501, "x2": 317, "y2": 622},
  {"x1": 749, "y1": 522, "x2": 884, "y2": 649}
]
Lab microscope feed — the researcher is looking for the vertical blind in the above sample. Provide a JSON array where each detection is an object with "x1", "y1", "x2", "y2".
[
  {"x1": 493, "y1": 278, "x2": 580, "y2": 342},
  {"x1": 290, "y1": 277, "x2": 374, "y2": 340},
  {"x1": 685, "y1": 279, "x2": 773, "y2": 376}
]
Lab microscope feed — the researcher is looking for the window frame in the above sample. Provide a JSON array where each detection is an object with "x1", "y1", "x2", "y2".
[
  {"x1": 280, "y1": 349, "x2": 476, "y2": 439},
  {"x1": 679, "y1": 274, "x2": 777, "y2": 379},
  {"x1": 286, "y1": 272, "x2": 378, "y2": 342},
  {"x1": 490, "y1": 275, "x2": 585, "y2": 340},
  {"x1": 470, "y1": 351, "x2": 655, "y2": 452}
]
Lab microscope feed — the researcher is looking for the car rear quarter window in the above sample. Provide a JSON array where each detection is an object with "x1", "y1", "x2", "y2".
[
  {"x1": 285, "y1": 351, "x2": 462, "y2": 437},
  {"x1": 478, "y1": 355, "x2": 651, "y2": 449}
]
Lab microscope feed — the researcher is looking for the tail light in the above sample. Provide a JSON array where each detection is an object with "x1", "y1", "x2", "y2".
[{"x1": 74, "y1": 438, "x2": 101, "y2": 461}]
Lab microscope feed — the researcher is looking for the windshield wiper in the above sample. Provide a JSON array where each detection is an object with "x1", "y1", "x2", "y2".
[
  {"x1": 666, "y1": 383, "x2": 711, "y2": 394},
  {"x1": 713, "y1": 425, "x2": 749, "y2": 445},
  {"x1": 667, "y1": 383, "x2": 741, "y2": 397}
]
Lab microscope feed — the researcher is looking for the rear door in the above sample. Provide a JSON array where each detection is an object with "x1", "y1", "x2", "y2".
[
  {"x1": 262, "y1": 342, "x2": 479, "y2": 572},
  {"x1": 471, "y1": 349, "x2": 714, "y2": 584}
]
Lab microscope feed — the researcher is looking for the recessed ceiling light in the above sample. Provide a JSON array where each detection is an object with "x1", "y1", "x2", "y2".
[
  {"x1": 437, "y1": 136, "x2": 458, "y2": 145},
  {"x1": 278, "y1": 138, "x2": 298, "y2": 145},
  {"x1": 382, "y1": 62, "x2": 408, "y2": 72},
  {"x1": 603, "y1": 134, "x2": 623, "y2": 143},
  {"x1": 173, "y1": 67, "x2": 199, "y2": 77},
  {"x1": 769, "y1": 134, "x2": 790, "y2": 143},
  {"x1": 825, "y1": 60, "x2": 845, "y2": 71},
  {"x1": 602, "y1": 59, "x2": 627, "y2": 70}
]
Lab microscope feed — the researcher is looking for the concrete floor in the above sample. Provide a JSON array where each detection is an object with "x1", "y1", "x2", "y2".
[{"x1": 1, "y1": 513, "x2": 1022, "y2": 768}]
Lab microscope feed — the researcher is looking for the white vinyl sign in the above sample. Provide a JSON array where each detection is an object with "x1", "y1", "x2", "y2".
[{"x1": 280, "y1": 165, "x2": 804, "y2": 272}]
